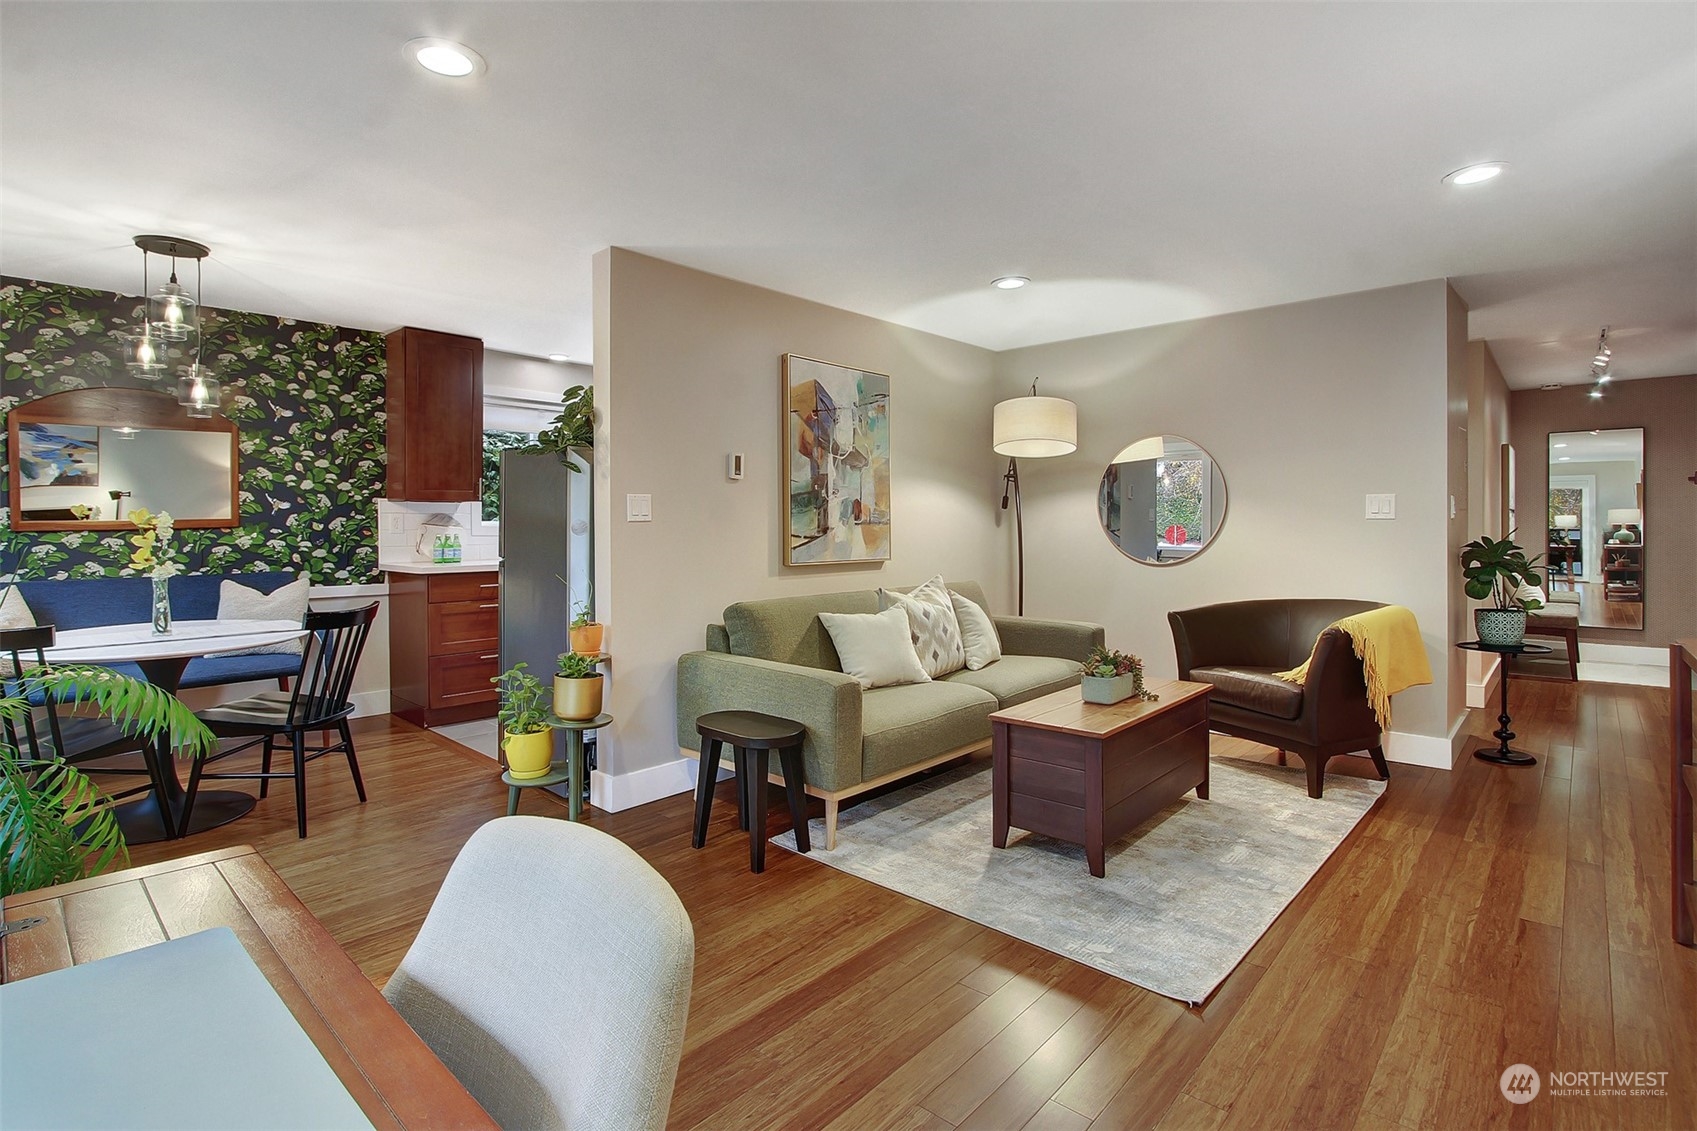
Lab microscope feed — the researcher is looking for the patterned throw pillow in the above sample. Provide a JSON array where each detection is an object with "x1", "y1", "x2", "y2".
[{"x1": 877, "y1": 575, "x2": 966, "y2": 678}]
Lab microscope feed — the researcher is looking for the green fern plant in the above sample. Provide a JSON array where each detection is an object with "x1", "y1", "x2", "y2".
[{"x1": 1, "y1": 665, "x2": 216, "y2": 899}]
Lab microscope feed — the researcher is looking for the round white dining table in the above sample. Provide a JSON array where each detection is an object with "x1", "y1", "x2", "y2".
[{"x1": 43, "y1": 619, "x2": 308, "y2": 843}]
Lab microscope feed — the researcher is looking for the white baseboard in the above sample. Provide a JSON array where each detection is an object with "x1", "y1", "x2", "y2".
[
  {"x1": 1579, "y1": 642, "x2": 1666, "y2": 667},
  {"x1": 1466, "y1": 656, "x2": 1502, "y2": 710},
  {"x1": 1386, "y1": 724, "x2": 1460, "y2": 770},
  {"x1": 349, "y1": 690, "x2": 389, "y2": 719},
  {"x1": 590, "y1": 755, "x2": 731, "y2": 813}
]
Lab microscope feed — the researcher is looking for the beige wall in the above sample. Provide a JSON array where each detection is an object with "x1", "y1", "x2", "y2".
[
  {"x1": 1463, "y1": 340, "x2": 1513, "y2": 701},
  {"x1": 1444, "y1": 284, "x2": 1469, "y2": 737},
  {"x1": 993, "y1": 280, "x2": 1459, "y2": 758},
  {"x1": 1510, "y1": 374, "x2": 1697, "y2": 647},
  {"x1": 593, "y1": 249, "x2": 1006, "y2": 784}
]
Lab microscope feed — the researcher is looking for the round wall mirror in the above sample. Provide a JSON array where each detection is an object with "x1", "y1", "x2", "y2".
[{"x1": 1097, "y1": 435, "x2": 1227, "y2": 565}]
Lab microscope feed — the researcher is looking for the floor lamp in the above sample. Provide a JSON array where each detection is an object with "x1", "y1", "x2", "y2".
[{"x1": 994, "y1": 383, "x2": 1078, "y2": 615}]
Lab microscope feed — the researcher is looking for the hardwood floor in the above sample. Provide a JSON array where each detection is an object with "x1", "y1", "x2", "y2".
[{"x1": 120, "y1": 679, "x2": 1695, "y2": 1130}]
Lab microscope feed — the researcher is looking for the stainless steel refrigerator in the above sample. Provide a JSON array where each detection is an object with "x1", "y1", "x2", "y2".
[{"x1": 499, "y1": 448, "x2": 593, "y2": 701}]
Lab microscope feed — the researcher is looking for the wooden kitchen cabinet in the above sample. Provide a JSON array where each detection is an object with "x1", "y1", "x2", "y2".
[
  {"x1": 386, "y1": 327, "x2": 484, "y2": 502},
  {"x1": 389, "y1": 569, "x2": 501, "y2": 727}
]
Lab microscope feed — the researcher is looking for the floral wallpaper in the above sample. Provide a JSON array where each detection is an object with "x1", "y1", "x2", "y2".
[{"x1": 1, "y1": 277, "x2": 387, "y2": 584}]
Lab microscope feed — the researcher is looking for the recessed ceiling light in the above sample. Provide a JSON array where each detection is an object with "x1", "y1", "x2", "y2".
[
  {"x1": 1558, "y1": 456, "x2": 1571, "y2": 461},
  {"x1": 991, "y1": 276, "x2": 1030, "y2": 290},
  {"x1": 1553, "y1": 442, "x2": 1567, "y2": 447},
  {"x1": 548, "y1": 354, "x2": 569, "y2": 362},
  {"x1": 406, "y1": 37, "x2": 486, "y2": 78},
  {"x1": 1442, "y1": 162, "x2": 1507, "y2": 186},
  {"x1": 1588, "y1": 389, "x2": 1604, "y2": 400}
]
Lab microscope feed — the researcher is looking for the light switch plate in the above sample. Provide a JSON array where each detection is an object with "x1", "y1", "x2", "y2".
[
  {"x1": 1365, "y1": 493, "x2": 1396, "y2": 519},
  {"x1": 626, "y1": 493, "x2": 652, "y2": 522}
]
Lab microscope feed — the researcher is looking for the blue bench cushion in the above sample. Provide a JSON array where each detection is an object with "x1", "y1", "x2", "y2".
[
  {"x1": 14, "y1": 573, "x2": 305, "y2": 691},
  {"x1": 15, "y1": 573, "x2": 301, "y2": 632}
]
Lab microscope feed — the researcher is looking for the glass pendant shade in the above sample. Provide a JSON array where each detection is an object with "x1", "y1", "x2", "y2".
[
  {"x1": 149, "y1": 281, "x2": 198, "y2": 340},
  {"x1": 992, "y1": 396, "x2": 1078, "y2": 458},
  {"x1": 177, "y1": 364, "x2": 220, "y2": 418},
  {"x1": 124, "y1": 329, "x2": 169, "y2": 373}
]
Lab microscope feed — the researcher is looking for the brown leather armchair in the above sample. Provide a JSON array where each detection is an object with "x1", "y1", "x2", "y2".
[{"x1": 1167, "y1": 599, "x2": 1391, "y2": 798}]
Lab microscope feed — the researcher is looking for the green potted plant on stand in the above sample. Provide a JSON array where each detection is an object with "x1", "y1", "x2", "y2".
[
  {"x1": 1460, "y1": 533, "x2": 1545, "y2": 647},
  {"x1": 1080, "y1": 646, "x2": 1159, "y2": 706},
  {"x1": 492, "y1": 662, "x2": 553, "y2": 780},
  {"x1": 553, "y1": 652, "x2": 603, "y2": 721}
]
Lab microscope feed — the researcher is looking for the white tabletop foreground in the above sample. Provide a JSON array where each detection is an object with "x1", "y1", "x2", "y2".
[{"x1": 43, "y1": 619, "x2": 307, "y2": 664}]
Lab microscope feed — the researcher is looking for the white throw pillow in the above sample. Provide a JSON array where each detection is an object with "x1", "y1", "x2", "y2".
[
  {"x1": 218, "y1": 574, "x2": 310, "y2": 656},
  {"x1": 0, "y1": 587, "x2": 38, "y2": 678},
  {"x1": 818, "y1": 607, "x2": 931, "y2": 689},
  {"x1": 1513, "y1": 582, "x2": 1549, "y2": 608},
  {"x1": 949, "y1": 590, "x2": 1003, "y2": 671},
  {"x1": 877, "y1": 575, "x2": 966, "y2": 678}
]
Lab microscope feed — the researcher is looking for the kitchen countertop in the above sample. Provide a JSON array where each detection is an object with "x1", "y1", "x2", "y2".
[{"x1": 380, "y1": 560, "x2": 502, "y2": 575}]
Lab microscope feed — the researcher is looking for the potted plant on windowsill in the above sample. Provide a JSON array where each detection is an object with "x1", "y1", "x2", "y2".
[
  {"x1": 1080, "y1": 646, "x2": 1159, "y2": 706},
  {"x1": 492, "y1": 662, "x2": 553, "y2": 779},
  {"x1": 1460, "y1": 533, "x2": 1545, "y2": 647},
  {"x1": 553, "y1": 652, "x2": 603, "y2": 721}
]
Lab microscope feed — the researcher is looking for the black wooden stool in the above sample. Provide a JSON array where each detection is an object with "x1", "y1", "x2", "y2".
[{"x1": 693, "y1": 710, "x2": 809, "y2": 873}]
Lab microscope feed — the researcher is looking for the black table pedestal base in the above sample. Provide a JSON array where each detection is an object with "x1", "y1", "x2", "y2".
[
  {"x1": 115, "y1": 790, "x2": 257, "y2": 846},
  {"x1": 1474, "y1": 746, "x2": 1538, "y2": 767}
]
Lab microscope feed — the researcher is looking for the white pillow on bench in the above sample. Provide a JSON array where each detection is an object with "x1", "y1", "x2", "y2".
[{"x1": 217, "y1": 575, "x2": 309, "y2": 656}]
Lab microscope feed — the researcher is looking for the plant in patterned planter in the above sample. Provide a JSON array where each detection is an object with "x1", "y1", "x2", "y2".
[
  {"x1": 1460, "y1": 533, "x2": 1545, "y2": 647},
  {"x1": 1080, "y1": 646, "x2": 1159, "y2": 706}
]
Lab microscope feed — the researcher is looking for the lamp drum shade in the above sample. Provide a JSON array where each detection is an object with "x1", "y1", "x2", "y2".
[
  {"x1": 1606, "y1": 508, "x2": 1641, "y2": 525},
  {"x1": 1553, "y1": 514, "x2": 1579, "y2": 530},
  {"x1": 993, "y1": 396, "x2": 1078, "y2": 458}
]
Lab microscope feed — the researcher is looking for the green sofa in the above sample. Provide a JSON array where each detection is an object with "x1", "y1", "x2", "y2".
[{"x1": 676, "y1": 580, "x2": 1103, "y2": 848}]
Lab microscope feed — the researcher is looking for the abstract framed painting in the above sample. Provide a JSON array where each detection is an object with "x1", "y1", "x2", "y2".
[
  {"x1": 18, "y1": 422, "x2": 100, "y2": 487},
  {"x1": 783, "y1": 354, "x2": 891, "y2": 566}
]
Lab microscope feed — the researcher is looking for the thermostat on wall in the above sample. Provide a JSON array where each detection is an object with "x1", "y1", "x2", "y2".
[{"x1": 728, "y1": 453, "x2": 745, "y2": 481}]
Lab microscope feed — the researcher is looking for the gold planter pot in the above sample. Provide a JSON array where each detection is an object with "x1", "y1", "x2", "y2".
[
  {"x1": 503, "y1": 728, "x2": 554, "y2": 780},
  {"x1": 554, "y1": 673, "x2": 604, "y2": 721},
  {"x1": 569, "y1": 623, "x2": 604, "y2": 654}
]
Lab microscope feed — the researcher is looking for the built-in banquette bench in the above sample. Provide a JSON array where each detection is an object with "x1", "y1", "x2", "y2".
[{"x1": 15, "y1": 572, "x2": 304, "y2": 689}]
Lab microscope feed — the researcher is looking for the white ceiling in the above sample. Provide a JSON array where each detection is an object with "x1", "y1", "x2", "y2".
[{"x1": 3, "y1": 2, "x2": 1693, "y2": 390}]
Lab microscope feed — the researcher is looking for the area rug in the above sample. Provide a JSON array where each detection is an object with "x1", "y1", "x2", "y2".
[{"x1": 772, "y1": 757, "x2": 1384, "y2": 1004}]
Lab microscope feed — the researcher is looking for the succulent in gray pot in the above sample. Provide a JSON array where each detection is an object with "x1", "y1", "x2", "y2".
[
  {"x1": 1080, "y1": 646, "x2": 1159, "y2": 706},
  {"x1": 1460, "y1": 533, "x2": 1545, "y2": 647}
]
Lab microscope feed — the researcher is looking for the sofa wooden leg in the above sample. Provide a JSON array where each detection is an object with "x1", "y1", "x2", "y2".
[
  {"x1": 1275, "y1": 749, "x2": 1287, "y2": 766},
  {"x1": 1305, "y1": 756, "x2": 1324, "y2": 799},
  {"x1": 823, "y1": 797, "x2": 839, "y2": 851},
  {"x1": 1368, "y1": 745, "x2": 1390, "y2": 781}
]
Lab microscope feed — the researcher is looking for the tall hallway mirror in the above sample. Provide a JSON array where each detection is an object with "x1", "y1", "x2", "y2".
[{"x1": 1546, "y1": 427, "x2": 1643, "y2": 630}]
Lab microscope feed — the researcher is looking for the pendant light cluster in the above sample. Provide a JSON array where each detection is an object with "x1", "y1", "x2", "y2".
[
  {"x1": 1586, "y1": 327, "x2": 1612, "y2": 400},
  {"x1": 123, "y1": 235, "x2": 220, "y2": 418}
]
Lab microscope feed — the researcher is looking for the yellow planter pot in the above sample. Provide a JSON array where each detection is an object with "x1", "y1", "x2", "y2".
[
  {"x1": 569, "y1": 623, "x2": 604, "y2": 654},
  {"x1": 503, "y1": 728, "x2": 554, "y2": 780},
  {"x1": 554, "y1": 674, "x2": 604, "y2": 721}
]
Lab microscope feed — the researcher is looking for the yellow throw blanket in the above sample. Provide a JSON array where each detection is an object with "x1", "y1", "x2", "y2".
[{"x1": 1276, "y1": 605, "x2": 1433, "y2": 730}]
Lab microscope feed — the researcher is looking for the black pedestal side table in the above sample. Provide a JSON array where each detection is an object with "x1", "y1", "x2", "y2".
[
  {"x1": 693, "y1": 710, "x2": 809, "y2": 873},
  {"x1": 1458, "y1": 640, "x2": 1554, "y2": 766}
]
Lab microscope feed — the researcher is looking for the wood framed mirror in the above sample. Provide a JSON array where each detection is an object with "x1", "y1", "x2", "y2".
[{"x1": 7, "y1": 387, "x2": 239, "y2": 531}]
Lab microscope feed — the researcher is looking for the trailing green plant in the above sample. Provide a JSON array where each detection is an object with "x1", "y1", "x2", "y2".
[
  {"x1": 555, "y1": 652, "x2": 600, "y2": 679},
  {"x1": 1081, "y1": 646, "x2": 1159, "y2": 702},
  {"x1": 554, "y1": 575, "x2": 596, "y2": 628},
  {"x1": 2, "y1": 665, "x2": 217, "y2": 899},
  {"x1": 492, "y1": 662, "x2": 550, "y2": 735},
  {"x1": 1460, "y1": 533, "x2": 1545, "y2": 610},
  {"x1": 527, "y1": 385, "x2": 593, "y2": 472}
]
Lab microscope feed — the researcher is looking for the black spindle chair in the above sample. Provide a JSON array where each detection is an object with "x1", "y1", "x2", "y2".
[
  {"x1": 183, "y1": 603, "x2": 377, "y2": 838},
  {"x1": 0, "y1": 625, "x2": 156, "y2": 803}
]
